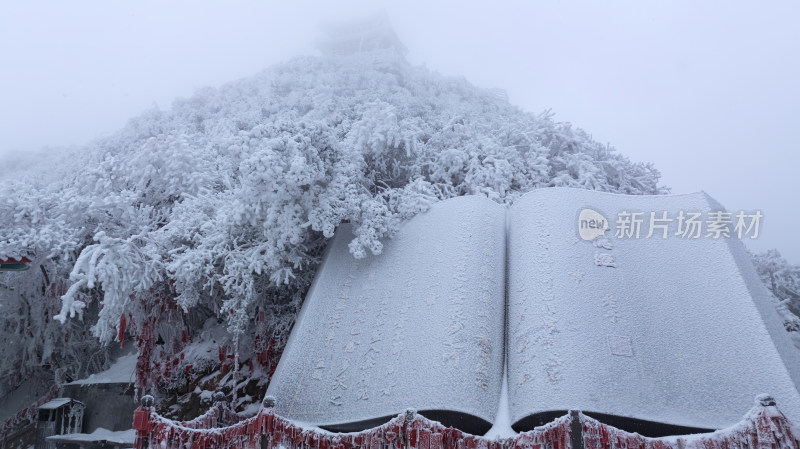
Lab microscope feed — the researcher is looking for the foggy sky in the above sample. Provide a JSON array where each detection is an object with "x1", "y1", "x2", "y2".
[{"x1": 1, "y1": 1, "x2": 798, "y2": 261}]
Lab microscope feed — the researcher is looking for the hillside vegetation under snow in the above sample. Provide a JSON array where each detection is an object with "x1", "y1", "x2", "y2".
[{"x1": 0, "y1": 41, "x2": 795, "y2": 422}]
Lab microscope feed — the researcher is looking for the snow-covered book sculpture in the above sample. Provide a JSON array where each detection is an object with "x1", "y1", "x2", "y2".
[{"x1": 266, "y1": 188, "x2": 800, "y2": 437}]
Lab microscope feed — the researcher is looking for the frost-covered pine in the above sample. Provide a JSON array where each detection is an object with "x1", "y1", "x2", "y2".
[{"x1": 751, "y1": 250, "x2": 800, "y2": 342}]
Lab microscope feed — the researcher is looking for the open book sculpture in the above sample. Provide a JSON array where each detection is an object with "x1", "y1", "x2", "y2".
[{"x1": 266, "y1": 188, "x2": 800, "y2": 437}]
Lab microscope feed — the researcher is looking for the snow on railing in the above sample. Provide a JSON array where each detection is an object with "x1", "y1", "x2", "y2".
[
  {"x1": 578, "y1": 395, "x2": 799, "y2": 449},
  {"x1": 132, "y1": 398, "x2": 571, "y2": 449},
  {"x1": 132, "y1": 395, "x2": 799, "y2": 449},
  {"x1": 171, "y1": 393, "x2": 248, "y2": 430}
]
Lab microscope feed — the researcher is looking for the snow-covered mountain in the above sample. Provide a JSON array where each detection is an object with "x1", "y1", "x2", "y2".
[{"x1": 1, "y1": 26, "x2": 794, "y2": 426}]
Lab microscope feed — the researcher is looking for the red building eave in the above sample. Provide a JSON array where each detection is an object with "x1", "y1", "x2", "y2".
[{"x1": 0, "y1": 257, "x2": 31, "y2": 264}]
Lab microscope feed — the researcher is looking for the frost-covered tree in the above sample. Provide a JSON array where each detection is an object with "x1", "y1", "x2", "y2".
[
  {"x1": 1, "y1": 39, "x2": 673, "y2": 401},
  {"x1": 751, "y1": 250, "x2": 800, "y2": 343}
]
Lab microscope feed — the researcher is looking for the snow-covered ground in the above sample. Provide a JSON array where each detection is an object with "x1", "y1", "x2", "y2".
[
  {"x1": 46, "y1": 428, "x2": 135, "y2": 446},
  {"x1": 69, "y1": 353, "x2": 137, "y2": 385}
]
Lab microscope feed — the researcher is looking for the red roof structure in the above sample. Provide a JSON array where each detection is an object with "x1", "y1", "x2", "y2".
[{"x1": 0, "y1": 257, "x2": 31, "y2": 264}]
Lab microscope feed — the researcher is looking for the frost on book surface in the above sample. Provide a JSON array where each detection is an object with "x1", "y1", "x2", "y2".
[
  {"x1": 266, "y1": 195, "x2": 506, "y2": 433},
  {"x1": 506, "y1": 188, "x2": 800, "y2": 432}
]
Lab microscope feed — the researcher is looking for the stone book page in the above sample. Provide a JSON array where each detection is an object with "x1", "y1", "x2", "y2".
[
  {"x1": 266, "y1": 195, "x2": 507, "y2": 434},
  {"x1": 506, "y1": 188, "x2": 800, "y2": 432}
]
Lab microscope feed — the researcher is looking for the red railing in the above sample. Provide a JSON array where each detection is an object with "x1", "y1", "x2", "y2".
[
  {"x1": 132, "y1": 396, "x2": 799, "y2": 449},
  {"x1": 0, "y1": 385, "x2": 59, "y2": 437},
  {"x1": 578, "y1": 404, "x2": 799, "y2": 449}
]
